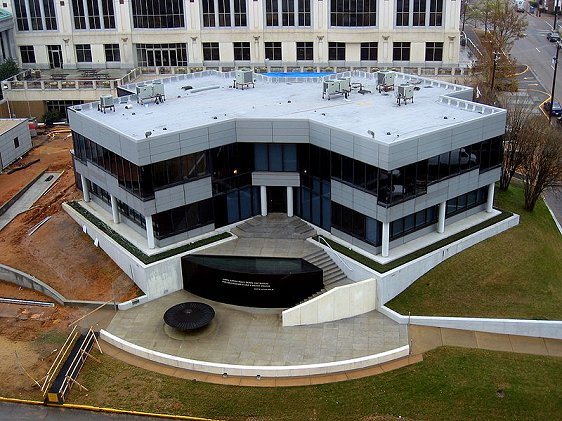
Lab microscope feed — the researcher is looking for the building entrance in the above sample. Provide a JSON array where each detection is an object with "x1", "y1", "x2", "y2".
[{"x1": 268, "y1": 186, "x2": 286, "y2": 213}]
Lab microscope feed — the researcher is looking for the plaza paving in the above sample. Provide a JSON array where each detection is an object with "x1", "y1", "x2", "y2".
[{"x1": 105, "y1": 289, "x2": 408, "y2": 366}]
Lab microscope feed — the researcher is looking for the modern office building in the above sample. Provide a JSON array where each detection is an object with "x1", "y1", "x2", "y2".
[
  {"x1": 69, "y1": 70, "x2": 504, "y2": 259},
  {"x1": 5, "y1": 0, "x2": 462, "y2": 72}
]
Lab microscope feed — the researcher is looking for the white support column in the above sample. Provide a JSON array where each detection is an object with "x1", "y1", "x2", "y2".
[
  {"x1": 438, "y1": 201, "x2": 446, "y2": 234},
  {"x1": 260, "y1": 185, "x2": 267, "y2": 216},
  {"x1": 80, "y1": 174, "x2": 90, "y2": 202},
  {"x1": 286, "y1": 186, "x2": 293, "y2": 217},
  {"x1": 110, "y1": 195, "x2": 120, "y2": 224},
  {"x1": 145, "y1": 215, "x2": 155, "y2": 249},
  {"x1": 486, "y1": 183, "x2": 495, "y2": 213},
  {"x1": 381, "y1": 222, "x2": 390, "y2": 258}
]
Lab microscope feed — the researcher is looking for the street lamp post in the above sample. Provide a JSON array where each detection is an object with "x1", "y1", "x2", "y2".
[
  {"x1": 549, "y1": 41, "x2": 562, "y2": 120},
  {"x1": 554, "y1": 0, "x2": 560, "y2": 31}
]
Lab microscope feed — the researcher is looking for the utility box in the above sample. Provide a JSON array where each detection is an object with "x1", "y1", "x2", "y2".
[
  {"x1": 98, "y1": 95, "x2": 115, "y2": 113},
  {"x1": 377, "y1": 71, "x2": 395, "y2": 87},
  {"x1": 152, "y1": 81, "x2": 165, "y2": 97},
  {"x1": 398, "y1": 84, "x2": 414, "y2": 100},
  {"x1": 323, "y1": 80, "x2": 339, "y2": 97},
  {"x1": 136, "y1": 85, "x2": 154, "y2": 101},
  {"x1": 338, "y1": 77, "x2": 351, "y2": 92},
  {"x1": 136, "y1": 83, "x2": 166, "y2": 104},
  {"x1": 236, "y1": 69, "x2": 253, "y2": 84}
]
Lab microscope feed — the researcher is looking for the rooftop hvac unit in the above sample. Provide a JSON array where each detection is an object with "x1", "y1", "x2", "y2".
[
  {"x1": 152, "y1": 81, "x2": 165, "y2": 97},
  {"x1": 100, "y1": 94, "x2": 114, "y2": 108},
  {"x1": 233, "y1": 69, "x2": 255, "y2": 89},
  {"x1": 235, "y1": 69, "x2": 253, "y2": 84},
  {"x1": 377, "y1": 71, "x2": 395, "y2": 87},
  {"x1": 136, "y1": 84, "x2": 154, "y2": 101},
  {"x1": 396, "y1": 84, "x2": 414, "y2": 106},
  {"x1": 338, "y1": 77, "x2": 351, "y2": 92},
  {"x1": 98, "y1": 94, "x2": 115, "y2": 113}
]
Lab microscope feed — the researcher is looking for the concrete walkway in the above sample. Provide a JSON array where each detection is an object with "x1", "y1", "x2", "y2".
[{"x1": 0, "y1": 171, "x2": 61, "y2": 231}]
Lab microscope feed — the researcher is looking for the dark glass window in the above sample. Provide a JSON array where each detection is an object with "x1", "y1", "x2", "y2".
[
  {"x1": 265, "y1": 42, "x2": 282, "y2": 60},
  {"x1": 132, "y1": 0, "x2": 184, "y2": 28},
  {"x1": 296, "y1": 42, "x2": 313, "y2": 60},
  {"x1": 203, "y1": 0, "x2": 247, "y2": 27},
  {"x1": 445, "y1": 187, "x2": 488, "y2": 218},
  {"x1": 361, "y1": 42, "x2": 378, "y2": 61},
  {"x1": 233, "y1": 42, "x2": 250, "y2": 60},
  {"x1": 331, "y1": 202, "x2": 381, "y2": 246},
  {"x1": 72, "y1": 0, "x2": 115, "y2": 29},
  {"x1": 390, "y1": 205, "x2": 438, "y2": 240},
  {"x1": 15, "y1": 0, "x2": 58, "y2": 31},
  {"x1": 105, "y1": 44, "x2": 120, "y2": 62},
  {"x1": 425, "y1": 42, "x2": 443, "y2": 61},
  {"x1": 329, "y1": 42, "x2": 346, "y2": 61},
  {"x1": 203, "y1": 42, "x2": 220, "y2": 61},
  {"x1": 153, "y1": 199, "x2": 214, "y2": 239},
  {"x1": 396, "y1": 0, "x2": 410, "y2": 26},
  {"x1": 266, "y1": 0, "x2": 310, "y2": 27},
  {"x1": 429, "y1": 0, "x2": 443, "y2": 26},
  {"x1": 413, "y1": 0, "x2": 426, "y2": 26},
  {"x1": 76, "y1": 44, "x2": 92, "y2": 62},
  {"x1": 330, "y1": 0, "x2": 377, "y2": 27},
  {"x1": 393, "y1": 42, "x2": 410, "y2": 61},
  {"x1": 136, "y1": 43, "x2": 188, "y2": 66},
  {"x1": 253, "y1": 144, "x2": 297, "y2": 172},
  {"x1": 20, "y1": 46, "x2": 36, "y2": 64}
]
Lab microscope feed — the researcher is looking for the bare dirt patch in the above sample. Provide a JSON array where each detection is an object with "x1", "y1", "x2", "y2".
[{"x1": 0, "y1": 131, "x2": 141, "y2": 398}]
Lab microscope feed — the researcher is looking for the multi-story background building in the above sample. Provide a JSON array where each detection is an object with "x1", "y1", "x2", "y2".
[{"x1": 5, "y1": 0, "x2": 461, "y2": 71}]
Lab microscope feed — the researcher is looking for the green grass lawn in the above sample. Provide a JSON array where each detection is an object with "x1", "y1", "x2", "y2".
[
  {"x1": 63, "y1": 347, "x2": 562, "y2": 421},
  {"x1": 387, "y1": 181, "x2": 562, "y2": 320}
]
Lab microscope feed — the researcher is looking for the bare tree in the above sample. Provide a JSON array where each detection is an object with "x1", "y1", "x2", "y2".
[
  {"x1": 519, "y1": 117, "x2": 562, "y2": 211},
  {"x1": 487, "y1": 0, "x2": 528, "y2": 52},
  {"x1": 498, "y1": 93, "x2": 535, "y2": 191}
]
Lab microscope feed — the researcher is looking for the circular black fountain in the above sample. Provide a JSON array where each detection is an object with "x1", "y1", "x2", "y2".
[{"x1": 163, "y1": 302, "x2": 215, "y2": 331}]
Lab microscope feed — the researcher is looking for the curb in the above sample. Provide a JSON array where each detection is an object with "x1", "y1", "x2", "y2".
[
  {"x1": 543, "y1": 195, "x2": 562, "y2": 235},
  {"x1": 0, "y1": 396, "x2": 221, "y2": 421}
]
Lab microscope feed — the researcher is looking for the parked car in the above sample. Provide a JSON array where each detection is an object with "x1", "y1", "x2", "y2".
[
  {"x1": 547, "y1": 32, "x2": 561, "y2": 42},
  {"x1": 544, "y1": 101, "x2": 562, "y2": 117}
]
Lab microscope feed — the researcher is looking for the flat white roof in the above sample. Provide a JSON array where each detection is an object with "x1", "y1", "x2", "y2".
[{"x1": 73, "y1": 71, "x2": 504, "y2": 144}]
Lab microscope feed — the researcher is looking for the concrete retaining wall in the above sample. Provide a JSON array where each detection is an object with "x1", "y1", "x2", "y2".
[
  {"x1": 0, "y1": 263, "x2": 66, "y2": 304},
  {"x1": 380, "y1": 305, "x2": 562, "y2": 340},
  {"x1": 0, "y1": 170, "x2": 45, "y2": 217},
  {"x1": 100, "y1": 329, "x2": 410, "y2": 377},
  {"x1": 282, "y1": 278, "x2": 377, "y2": 326}
]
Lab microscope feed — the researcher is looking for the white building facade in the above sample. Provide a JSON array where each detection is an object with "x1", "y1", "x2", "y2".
[{"x1": 6, "y1": 0, "x2": 461, "y2": 71}]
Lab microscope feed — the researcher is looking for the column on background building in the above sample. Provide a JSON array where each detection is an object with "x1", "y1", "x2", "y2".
[
  {"x1": 438, "y1": 201, "x2": 446, "y2": 233},
  {"x1": 260, "y1": 185, "x2": 267, "y2": 216},
  {"x1": 145, "y1": 215, "x2": 155, "y2": 249},
  {"x1": 286, "y1": 186, "x2": 293, "y2": 217},
  {"x1": 110, "y1": 195, "x2": 120, "y2": 224},
  {"x1": 486, "y1": 183, "x2": 495, "y2": 213},
  {"x1": 80, "y1": 174, "x2": 90, "y2": 202},
  {"x1": 381, "y1": 222, "x2": 390, "y2": 257}
]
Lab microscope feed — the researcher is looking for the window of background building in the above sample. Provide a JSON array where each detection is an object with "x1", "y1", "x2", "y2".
[
  {"x1": 296, "y1": 42, "x2": 313, "y2": 60},
  {"x1": 396, "y1": 0, "x2": 409, "y2": 26},
  {"x1": 203, "y1": 42, "x2": 220, "y2": 61},
  {"x1": 265, "y1": 42, "x2": 282, "y2": 60},
  {"x1": 330, "y1": 0, "x2": 376, "y2": 27},
  {"x1": 233, "y1": 42, "x2": 250, "y2": 60},
  {"x1": 429, "y1": 0, "x2": 443, "y2": 26},
  {"x1": 20, "y1": 46, "x2": 36, "y2": 64},
  {"x1": 72, "y1": 0, "x2": 116, "y2": 30},
  {"x1": 14, "y1": 0, "x2": 57, "y2": 31},
  {"x1": 104, "y1": 44, "x2": 120, "y2": 62},
  {"x1": 266, "y1": 0, "x2": 311, "y2": 26},
  {"x1": 136, "y1": 43, "x2": 188, "y2": 66},
  {"x1": 425, "y1": 42, "x2": 443, "y2": 61},
  {"x1": 393, "y1": 42, "x2": 410, "y2": 61},
  {"x1": 413, "y1": 0, "x2": 426, "y2": 26},
  {"x1": 131, "y1": 0, "x2": 184, "y2": 29},
  {"x1": 13, "y1": 137, "x2": 19, "y2": 148},
  {"x1": 202, "y1": 0, "x2": 247, "y2": 27},
  {"x1": 360, "y1": 42, "x2": 378, "y2": 61},
  {"x1": 75, "y1": 44, "x2": 92, "y2": 62},
  {"x1": 328, "y1": 42, "x2": 346, "y2": 61}
]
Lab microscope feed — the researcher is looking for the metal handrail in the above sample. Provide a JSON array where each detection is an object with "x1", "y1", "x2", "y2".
[{"x1": 317, "y1": 235, "x2": 353, "y2": 272}]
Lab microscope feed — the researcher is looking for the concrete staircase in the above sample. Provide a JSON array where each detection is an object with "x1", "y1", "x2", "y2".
[
  {"x1": 232, "y1": 213, "x2": 316, "y2": 239},
  {"x1": 303, "y1": 248, "x2": 351, "y2": 291}
]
